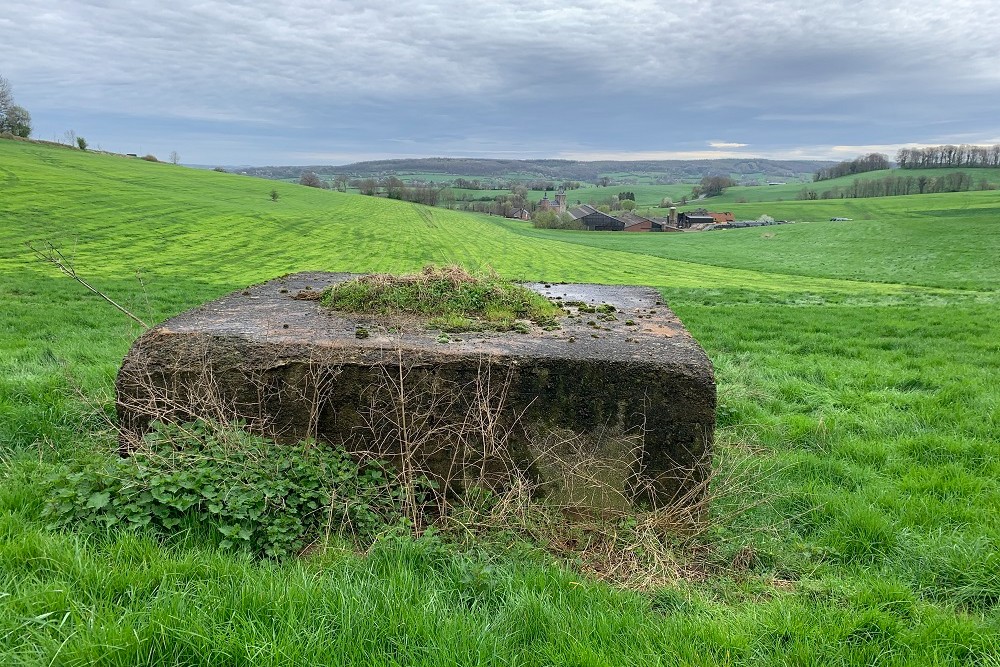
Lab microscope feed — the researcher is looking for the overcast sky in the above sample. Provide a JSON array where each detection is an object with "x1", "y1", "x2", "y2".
[{"x1": 3, "y1": 0, "x2": 999, "y2": 165}]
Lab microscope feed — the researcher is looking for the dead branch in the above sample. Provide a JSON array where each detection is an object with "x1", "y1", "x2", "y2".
[{"x1": 27, "y1": 240, "x2": 150, "y2": 329}]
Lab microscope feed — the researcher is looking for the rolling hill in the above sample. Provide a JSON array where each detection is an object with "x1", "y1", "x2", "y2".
[
  {"x1": 236, "y1": 156, "x2": 832, "y2": 185},
  {"x1": 2, "y1": 137, "x2": 999, "y2": 665}
]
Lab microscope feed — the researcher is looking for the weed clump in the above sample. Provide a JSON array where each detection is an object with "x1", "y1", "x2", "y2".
[
  {"x1": 321, "y1": 265, "x2": 561, "y2": 332},
  {"x1": 44, "y1": 421, "x2": 418, "y2": 558}
]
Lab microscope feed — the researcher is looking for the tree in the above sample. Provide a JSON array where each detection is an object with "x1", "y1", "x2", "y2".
[
  {"x1": 381, "y1": 176, "x2": 405, "y2": 199},
  {"x1": 76, "y1": 136, "x2": 88, "y2": 151},
  {"x1": 358, "y1": 178, "x2": 378, "y2": 195},
  {"x1": 2, "y1": 105, "x2": 31, "y2": 137},
  {"x1": 0, "y1": 75, "x2": 31, "y2": 137},
  {"x1": 621, "y1": 199, "x2": 636, "y2": 211},
  {"x1": 270, "y1": 189, "x2": 279, "y2": 202},
  {"x1": 695, "y1": 175, "x2": 736, "y2": 198},
  {"x1": 299, "y1": 171, "x2": 323, "y2": 188},
  {"x1": 532, "y1": 209, "x2": 582, "y2": 230},
  {"x1": 0, "y1": 76, "x2": 12, "y2": 116},
  {"x1": 169, "y1": 151, "x2": 180, "y2": 165}
]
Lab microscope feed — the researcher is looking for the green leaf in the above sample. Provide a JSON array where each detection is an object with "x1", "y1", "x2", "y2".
[{"x1": 86, "y1": 491, "x2": 111, "y2": 510}]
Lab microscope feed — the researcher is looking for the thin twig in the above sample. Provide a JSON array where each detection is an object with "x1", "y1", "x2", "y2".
[{"x1": 27, "y1": 241, "x2": 150, "y2": 329}]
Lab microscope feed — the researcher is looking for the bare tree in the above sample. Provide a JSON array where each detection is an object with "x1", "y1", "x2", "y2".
[
  {"x1": 299, "y1": 171, "x2": 323, "y2": 188},
  {"x1": 169, "y1": 151, "x2": 180, "y2": 165}
]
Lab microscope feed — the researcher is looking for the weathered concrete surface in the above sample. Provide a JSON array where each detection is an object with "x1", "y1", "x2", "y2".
[{"x1": 117, "y1": 272, "x2": 715, "y2": 511}]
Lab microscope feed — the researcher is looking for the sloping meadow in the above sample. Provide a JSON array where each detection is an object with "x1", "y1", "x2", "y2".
[{"x1": 1, "y1": 139, "x2": 998, "y2": 665}]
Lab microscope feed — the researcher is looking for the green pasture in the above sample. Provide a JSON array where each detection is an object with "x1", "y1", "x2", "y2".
[
  {"x1": 528, "y1": 183, "x2": 695, "y2": 208},
  {"x1": 1, "y1": 138, "x2": 999, "y2": 665},
  {"x1": 706, "y1": 167, "x2": 1000, "y2": 205},
  {"x1": 498, "y1": 191, "x2": 1000, "y2": 291},
  {"x1": 447, "y1": 183, "x2": 695, "y2": 208}
]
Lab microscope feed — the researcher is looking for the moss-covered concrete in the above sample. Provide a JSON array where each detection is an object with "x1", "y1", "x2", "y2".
[{"x1": 117, "y1": 272, "x2": 715, "y2": 511}]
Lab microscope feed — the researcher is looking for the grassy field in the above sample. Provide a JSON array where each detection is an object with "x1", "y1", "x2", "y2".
[
  {"x1": 706, "y1": 167, "x2": 1000, "y2": 205},
  {"x1": 450, "y1": 168, "x2": 1000, "y2": 213},
  {"x1": 500, "y1": 192, "x2": 1000, "y2": 291},
  {"x1": 2, "y1": 138, "x2": 999, "y2": 665}
]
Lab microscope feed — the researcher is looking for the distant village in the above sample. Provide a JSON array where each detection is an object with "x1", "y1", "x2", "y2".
[{"x1": 511, "y1": 190, "x2": 785, "y2": 232}]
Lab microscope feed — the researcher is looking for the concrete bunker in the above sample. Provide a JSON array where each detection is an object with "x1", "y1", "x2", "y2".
[{"x1": 116, "y1": 271, "x2": 716, "y2": 513}]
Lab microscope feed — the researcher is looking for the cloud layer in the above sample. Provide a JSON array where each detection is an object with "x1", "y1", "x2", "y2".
[{"x1": 3, "y1": 0, "x2": 999, "y2": 163}]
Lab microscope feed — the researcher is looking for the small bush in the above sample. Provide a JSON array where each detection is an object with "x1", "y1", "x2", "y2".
[
  {"x1": 44, "y1": 421, "x2": 416, "y2": 558},
  {"x1": 76, "y1": 136, "x2": 87, "y2": 151},
  {"x1": 532, "y1": 210, "x2": 584, "y2": 230},
  {"x1": 141, "y1": 154, "x2": 158, "y2": 162}
]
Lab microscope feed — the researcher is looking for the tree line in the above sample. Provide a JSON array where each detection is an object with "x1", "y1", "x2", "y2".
[
  {"x1": 813, "y1": 153, "x2": 890, "y2": 182},
  {"x1": 355, "y1": 177, "x2": 442, "y2": 206},
  {"x1": 453, "y1": 178, "x2": 582, "y2": 191},
  {"x1": 895, "y1": 144, "x2": 1000, "y2": 169},
  {"x1": 798, "y1": 171, "x2": 993, "y2": 200}
]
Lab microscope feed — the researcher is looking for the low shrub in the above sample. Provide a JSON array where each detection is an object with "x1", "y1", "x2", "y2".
[{"x1": 44, "y1": 420, "x2": 417, "y2": 558}]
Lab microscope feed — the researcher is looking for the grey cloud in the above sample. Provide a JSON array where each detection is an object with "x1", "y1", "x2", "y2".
[{"x1": 2, "y1": 0, "x2": 999, "y2": 163}]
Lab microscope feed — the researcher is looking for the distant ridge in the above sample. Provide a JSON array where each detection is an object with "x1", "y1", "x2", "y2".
[{"x1": 235, "y1": 157, "x2": 835, "y2": 182}]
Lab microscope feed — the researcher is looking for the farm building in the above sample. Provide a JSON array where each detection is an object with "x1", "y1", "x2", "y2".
[
  {"x1": 708, "y1": 211, "x2": 735, "y2": 224},
  {"x1": 620, "y1": 211, "x2": 676, "y2": 232},
  {"x1": 677, "y1": 212, "x2": 716, "y2": 228},
  {"x1": 648, "y1": 217, "x2": 682, "y2": 232},
  {"x1": 568, "y1": 205, "x2": 625, "y2": 231},
  {"x1": 507, "y1": 207, "x2": 530, "y2": 221},
  {"x1": 621, "y1": 211, "x2": 655, "y2": 232}
]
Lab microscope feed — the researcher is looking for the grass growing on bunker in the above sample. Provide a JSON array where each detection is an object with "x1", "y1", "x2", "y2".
[{"x1": 320, "y1": 265, "x2": 562, "y2": 332}]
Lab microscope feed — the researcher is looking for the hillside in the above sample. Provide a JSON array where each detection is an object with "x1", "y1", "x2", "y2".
[
  {"x1": 2, "y1": 138, "x2": 999, "y2": 665},
  {"x1": 236, "y1": 156, "x2": 833, "y2": 184},
  {"x1": 505, "y1": 192, "x2": 1000, "y2": 291},
  {"x1": 703, "y1": 167, "x2": 1000, "y2": 204}
]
